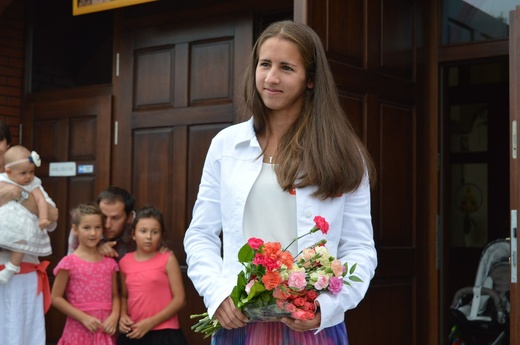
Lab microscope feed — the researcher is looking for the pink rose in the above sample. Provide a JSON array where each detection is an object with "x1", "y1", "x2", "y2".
[
  {"x1": 313, "y1": 275, "x2": 328, "y2": 290},
  {"x1": 331, "y1": 259, "x2": 345, "y2": 277},
  {"x1": 245, "y1": 279, "x2": 255, "y2": 294},
  {"x1": 313, "y1": 216, "x2": 329, "y2": 234},
  {"x1": 328, "y1": 276, "x2": 343, "y2": 294},
  {"x1": 287, "y1": 271, "x2": 307, "y2": 291},
  {"x1": 292, "y1": 309, "x2": 315, "y2": 320},
  {"x1": 248, "y1": 237, "x2": 264, "y2": 250},
  {"x1": 284, "y1": 303, "x2": 296, "y2": 312}
]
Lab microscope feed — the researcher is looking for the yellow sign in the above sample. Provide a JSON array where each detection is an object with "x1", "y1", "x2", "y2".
[{"x1": 73, "y1": 0, "x2": 158, "y2": 16}]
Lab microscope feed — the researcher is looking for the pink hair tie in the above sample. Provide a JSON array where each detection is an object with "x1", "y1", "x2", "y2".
[{"x1": 4, "y1": 151, "x2": 41, "y2": 168}]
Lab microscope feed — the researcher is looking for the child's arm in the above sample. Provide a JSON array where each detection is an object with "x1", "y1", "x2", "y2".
[
  {"x1": 31, "y1": 187, "x2": 50, "y2": 229},
  {"x1": 125, "y1": 253, "x2": 186, "y2": 339},
  {"x1": 51, "y1": 269, "x2": 103, "y2": 333},
  {"x1": 118, "y1": 270, "x2": 135, "y2": 334},
  {"x1": 101, "y1": 271, "x2": 120, "y2": 335}
]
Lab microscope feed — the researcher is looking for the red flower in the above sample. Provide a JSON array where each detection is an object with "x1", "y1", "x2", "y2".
[
  {"x1": 248, "y1": 237, "x2": 264, "y2": 250},
  {"x1": 263, "y1": 256, "x2": 280, "y2": 271},
  {"x1": 306, "y1": 289, "x2": 319, "y2": 301},
  {"x1": 313, "y1": 216, "x2": 329, "y2": 234},
  {"x1": 273, "y1": 285, "x2": 291, "y2": 300},
  {"x1": 303, "y1": 301, "x2": 315, "y2": 311},
  {"x1": 293, "y1": 297, "x2": 306, "y2": 307},
  {"x1": 252, "y1": 253, "x2": 265, "y2": 266}
]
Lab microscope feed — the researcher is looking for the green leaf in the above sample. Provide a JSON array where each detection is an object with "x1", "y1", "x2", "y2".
[
  {"x1": 230, "y1": 271, "x2": 247, "y2": 306},
  {"x1": 349, "y1": 275, "x2": 363, "y2": 283},
  {"x1": 237, "y1": 243, "x2": 255, "y2": 263},
  {"x1": 349, "y1": 263, "x2": 357, "y2": 275}
]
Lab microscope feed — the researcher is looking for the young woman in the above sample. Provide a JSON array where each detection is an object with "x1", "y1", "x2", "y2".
[
  {"x1": 118, "y1": 206, "x2": 187, "y2": 345},
  {"x1": 52, "y1": 202, "x2": 120, "y2": 345},
  {"x1": 184, "y1": 20, "x2": 378, "y2": 344}
]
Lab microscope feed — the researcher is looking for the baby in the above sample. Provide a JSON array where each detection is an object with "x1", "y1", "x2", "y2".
[{"x1": 0, "y1": 145, "x2": 52, "y2": 283}]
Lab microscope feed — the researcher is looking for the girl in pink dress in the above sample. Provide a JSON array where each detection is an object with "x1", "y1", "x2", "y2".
[
  {"x1": 118, "y1": 206, "x2": 187, "y2": 345},
  {"x1": 51, "y1": 202, "x2": 120, "y2": 345}
]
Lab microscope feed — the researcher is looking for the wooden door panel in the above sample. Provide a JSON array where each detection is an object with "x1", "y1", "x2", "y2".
[
  {"x1": 301, "y1": 0, "x2": 424, "y2": 344},
  {"x1": 116, "y1": 15, "x2": 252, "y2": 345},
  {"x1": 380, "y1": 103, "x2": 415, "y2": 244},
  {"x1": 23, "y1": 91, "x2": 112, "y2": 344}
]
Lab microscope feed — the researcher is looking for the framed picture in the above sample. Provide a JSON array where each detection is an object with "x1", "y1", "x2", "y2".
[{"x1": 73, "y1": 0, "x2": 158, "y2": 16}]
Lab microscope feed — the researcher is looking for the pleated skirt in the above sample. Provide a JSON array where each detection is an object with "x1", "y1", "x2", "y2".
[{"x1": 210, "y1": 321, "x2": 348, "y2": 345}]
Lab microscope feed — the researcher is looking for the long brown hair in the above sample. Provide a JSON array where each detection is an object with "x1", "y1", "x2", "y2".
[{"x1": 240, "y1": 21, "x2": 375, "y2": 199}]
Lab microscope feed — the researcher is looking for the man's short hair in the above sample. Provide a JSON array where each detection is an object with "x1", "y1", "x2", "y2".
[{"x1": 97, "y1": 186, "x2": 135, "y2": 216}]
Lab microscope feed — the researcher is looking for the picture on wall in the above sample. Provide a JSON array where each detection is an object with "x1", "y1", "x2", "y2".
[{"x1": 73, "y1": 0, "x2": 158, "y2": 16}]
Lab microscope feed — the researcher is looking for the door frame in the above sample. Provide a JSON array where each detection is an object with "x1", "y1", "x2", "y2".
[{"x1": 509, "y1": 6, "x2": 520, "y2": 345}]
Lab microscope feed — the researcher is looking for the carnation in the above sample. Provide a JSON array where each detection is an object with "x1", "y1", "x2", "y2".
[
  {"x1": 191, "y1": 215, "x2": 363, "y2": 339},
  {"x1": 287, "y1": 271, "x2": 307, "y2": 290}
]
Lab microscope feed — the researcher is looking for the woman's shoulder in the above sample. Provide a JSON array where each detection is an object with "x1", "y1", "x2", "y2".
[{"x1": 212, "y1": 118, "x2": 254, "y2": 142}]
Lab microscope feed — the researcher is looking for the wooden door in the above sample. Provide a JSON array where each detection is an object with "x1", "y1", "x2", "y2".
[
  {"x1": 22, "y1": 86, "x2": 112, "y2": 344},
  {"x1": 510, "y1": 6, "x2": 520, "y2": 345},
  {"x1": 296, "y1": 1, "x2": 434, "y2": 344},
  {"x1": 113, "y1": 15, "x2": 252, "y2": 345}
]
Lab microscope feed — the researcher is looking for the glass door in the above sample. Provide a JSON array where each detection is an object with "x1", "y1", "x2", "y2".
[{"x1": 441, "y1": 59, "x2": 510, "y2": 343}]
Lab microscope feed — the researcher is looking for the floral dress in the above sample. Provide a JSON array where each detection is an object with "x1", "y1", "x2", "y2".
[{"x1": 53, "y1": 254, "x2": 119, "y2": 345}]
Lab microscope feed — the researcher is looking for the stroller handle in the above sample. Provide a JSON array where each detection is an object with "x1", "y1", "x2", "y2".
[{"x1": 451, "y1": 286, "x2": 506, "y2": 324}]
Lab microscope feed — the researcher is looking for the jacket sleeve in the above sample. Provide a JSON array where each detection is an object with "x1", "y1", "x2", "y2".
[
  {"x1": 315, "y1": 174, "x2": 377, "y2": 333},
  {"x1": 183, "y1": 138, "x2": 233, "y2": 317}
]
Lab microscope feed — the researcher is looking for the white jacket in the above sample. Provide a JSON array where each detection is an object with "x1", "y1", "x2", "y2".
[{"x1": 184, "y1": 118, "x2": 377, "y2": 333}]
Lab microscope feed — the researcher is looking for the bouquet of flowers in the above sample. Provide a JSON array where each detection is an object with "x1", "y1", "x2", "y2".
[{"x1": 190, "y1": 216, "x2": 362, "y2": 338}]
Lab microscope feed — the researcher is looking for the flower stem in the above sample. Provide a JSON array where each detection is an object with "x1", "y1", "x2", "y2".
[{"x1": 283, "y1": 227, "x2": 317, "y2": 252}]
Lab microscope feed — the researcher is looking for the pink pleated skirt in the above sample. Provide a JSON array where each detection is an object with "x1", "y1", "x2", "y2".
[{"x1": 210, "y1": 321, "x2": 348, "y2": 345}]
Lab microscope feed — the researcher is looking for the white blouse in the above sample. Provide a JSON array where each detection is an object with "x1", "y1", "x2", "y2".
[{"x1": 243, "y1": 162, "x2": 297, "y2": 255}]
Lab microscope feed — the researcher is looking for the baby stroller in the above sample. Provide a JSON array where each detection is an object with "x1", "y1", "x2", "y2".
[{"x1": 449, "y1": 238, "x2": 510, "y2": 345}]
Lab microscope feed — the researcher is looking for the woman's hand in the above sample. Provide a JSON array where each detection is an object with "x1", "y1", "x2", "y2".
[
  {"x1": 0, "y1": 182, "x2": 19, "y2": 206},
  {"x1": 214, "y1": 296, "x2": 249, "y2": 330}
]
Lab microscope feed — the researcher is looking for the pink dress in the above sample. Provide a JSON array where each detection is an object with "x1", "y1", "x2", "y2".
[
  {"x1": 119, "y1": 252, "x2": 180, "y2": 330},
  {"x1": 53, "y1": 254, "x2": 119, "y2": 345}
]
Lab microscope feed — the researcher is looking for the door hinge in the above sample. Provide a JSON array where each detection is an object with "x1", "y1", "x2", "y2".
[
  {"x1": 116, "y1": 53, "x2": 120, "y2": 77},
  {"x1": 513, "y1": 120, "x2": 517, "y2": 159},
  {"x1": 114, "y1": 121, "x2": 118, "y2": 146},
  {"x1": 512, "y1": 210, "x2": 517, "y2": 283},
  {"x1": 436, "y1": 215, "x2": 442, "y2": 269}
]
